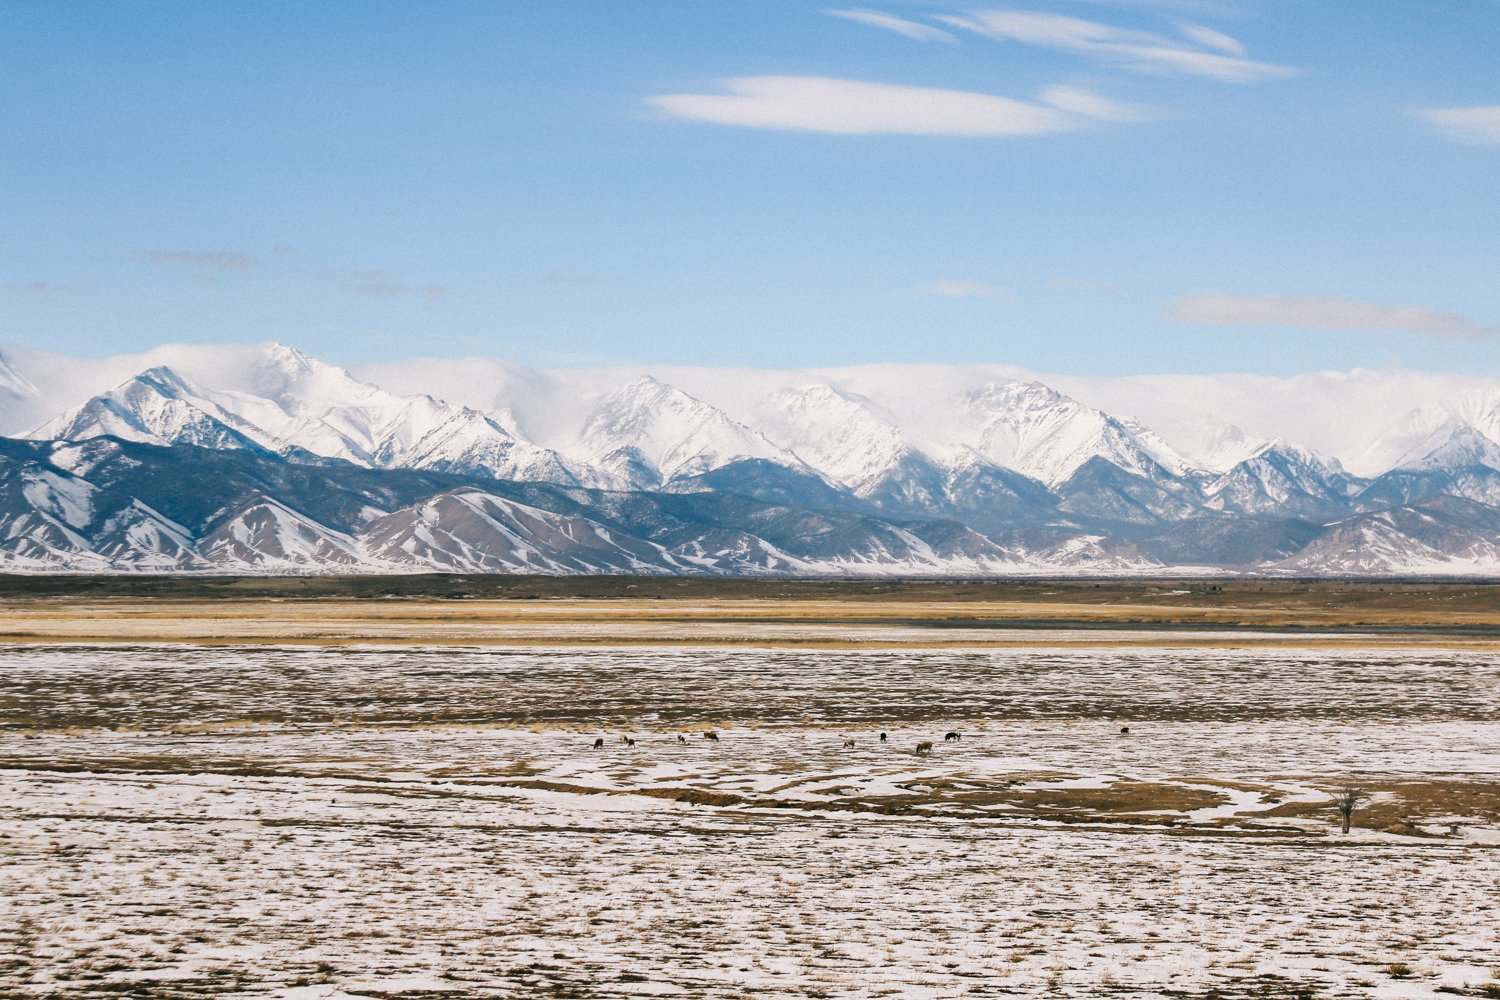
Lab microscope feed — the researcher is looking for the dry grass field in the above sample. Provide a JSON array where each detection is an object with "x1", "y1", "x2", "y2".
[
  {"x1": 3, "y1": 579, "x2": 1499, "y2": 997},
  {"x1": 0, "y1": 577, "x2": 1498, "y2": 649}
]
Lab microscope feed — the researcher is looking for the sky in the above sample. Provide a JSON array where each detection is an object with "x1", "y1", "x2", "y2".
[{"x1": 1, "y1": 0, "x2": 1498, "y2": 376}]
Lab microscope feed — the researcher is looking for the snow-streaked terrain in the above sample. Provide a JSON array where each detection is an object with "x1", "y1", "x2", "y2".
[
  {"x1": 2, "y1": 341, "x2": 1500, "y2": 576},
  {"x1": 4, "y1": 340, "x2": 1499, "y2": 478},
  {"x1": 4, "y1": 640, "x2": 1500, "y2": 997}
]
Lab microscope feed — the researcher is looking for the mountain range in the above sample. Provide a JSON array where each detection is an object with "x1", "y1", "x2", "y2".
[{"x1": 2, "y1": 341, "x2": 1498, "y2": 576}]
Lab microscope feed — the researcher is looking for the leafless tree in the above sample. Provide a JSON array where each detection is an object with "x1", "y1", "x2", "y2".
[{"x1": 1331, "y1": 786, "x2": 1367, "y2": 834}]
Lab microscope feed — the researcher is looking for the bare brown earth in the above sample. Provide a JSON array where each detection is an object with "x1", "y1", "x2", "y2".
[{"x1": 0, "y1": 576, "x2": 1497, "y2": 649}]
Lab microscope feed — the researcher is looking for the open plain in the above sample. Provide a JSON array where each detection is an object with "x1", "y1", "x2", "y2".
[{"x1": 3, "y1": 579, "x2": 1500, "y2": 997}]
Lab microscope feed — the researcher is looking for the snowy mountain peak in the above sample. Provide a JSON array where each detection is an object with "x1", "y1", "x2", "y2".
[
  {"x1": 27, "y1": 365, "x2": 275, "y2": 455},
  {"x1": 755, "y1": 383, "x2": 907, "y2": 491},
  {"x1": 964, "y1": 380, "x2": 1194, "y2": 486},
  {"x1": 577, "y1": 377, "x2": 803, "y2": 489},
  {"x1": 1203, "y1": 438, "x2": 1356, "y2": 516},
  {"x1": 1396, "y1": 421, "x2": 1500, "y2": 472},
  {"x1": 1247, "y1": 439, "x2": 1346, "y2": 476}
]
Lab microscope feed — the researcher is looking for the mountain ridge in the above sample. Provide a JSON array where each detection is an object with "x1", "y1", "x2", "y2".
[{"x1": 1, "y1": 341, "x2": 1497, "y2": 576}]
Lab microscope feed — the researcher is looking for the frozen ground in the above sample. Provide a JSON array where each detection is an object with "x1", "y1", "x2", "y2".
[{"x1": 3, "y1": 642, "x2": 1500, "y2": 998}]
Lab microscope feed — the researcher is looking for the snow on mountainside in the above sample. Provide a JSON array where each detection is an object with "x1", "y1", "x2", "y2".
[
  {"x1": 1273, "y1": 497, "x2": 1500, "y2": 575},
  {"x1": 32, "y1": 367, "x2": 281, "y2": 456},
  {"x1": 0, "y1": 426, "x2": 1498, "y2": 575},
  {"x1": 755, "y1": 384, "x2": 907, "y2": 492},
  {"x1": 361, "y1": 490, "x2": 684, "y2": 574},
  {"x1": 1355, "y1": 423, "x2": 1500, "y2": 510},
  {"x1": 963, "y1": 381, "x2": 1197, "y2": 486},
  {"x1": 1203, "y1": 442, "x2": 1357, "y2": 517},
  {"x1": 1393, "y1": 421, "x2": 1500, "y2": 473},
  {"x1": 573, "y1": 376, "x2": 810, "y2": 490},
  {"x1": 0, "y1": 341, "x2": 1499, "y2": 576},
  {"x1": 26, "y1": 345, "x2": 579, "y2": 485}
]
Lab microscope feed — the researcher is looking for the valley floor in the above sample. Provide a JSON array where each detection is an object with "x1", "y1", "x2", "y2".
[
  {"x1": 3, "y1": 616, "x2": 1499, "y2": 997},
  {"x1": 1, "y1": 577, "x2": 1499, "y2": 650}
]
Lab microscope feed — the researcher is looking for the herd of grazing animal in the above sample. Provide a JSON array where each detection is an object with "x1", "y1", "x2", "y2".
[{"x1": 589, "y1": 725, "x2": 1127, "y2": 755}]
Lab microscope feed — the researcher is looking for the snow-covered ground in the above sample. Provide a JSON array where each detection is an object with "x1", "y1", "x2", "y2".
[{"x1": 3, "y1": 641, "x2": 1499, "y2": 997}]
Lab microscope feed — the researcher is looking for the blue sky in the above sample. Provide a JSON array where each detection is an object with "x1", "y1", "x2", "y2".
[{"x1": 1, "y1": 0, "x2": 1498, "y2": 375}]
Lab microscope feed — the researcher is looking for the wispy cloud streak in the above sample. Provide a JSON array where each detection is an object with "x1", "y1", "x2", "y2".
[
  {"x1": 1416, "y1": 105, "x2": 1500, "y2": 146},
  {"x1": 939, "y1": 9, "x2": 1294, "y2": 82},
  {"x1": 1170, "y1": 293, "x2": 1499, "y2": 342},
  {"x1": 827, "y1": 8, "x2": 957, "y2": 42},
  {"x1": 650, "y1": 76, "x2": 1147, "y2": 136}
]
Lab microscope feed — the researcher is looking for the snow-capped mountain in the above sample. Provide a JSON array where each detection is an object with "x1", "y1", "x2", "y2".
[
  {"x1": 32, "y1": 367, "x2": 283, "y2": 457},
  {"x1": 754, "y1": 383, "x2": 908, "y2": 492},
  {"x1": 27, "y1": 345, "x2": 579, "y2": 485},
  {"x1": 1356, "y1": 423, "x2": 1500, "y2": 510},
  {"x1": 962, "y1": 381, "x2": 1197, "y2": 487},
  {"x1": 1203, "y1": 442, "x2": 1359, "y2": 518},
  {"x1": 573, "y1": 376, "x2": 812, "y2": 490},
  {"x1": 1, "y1": 340, "x2": 1499, "y2": 576}
]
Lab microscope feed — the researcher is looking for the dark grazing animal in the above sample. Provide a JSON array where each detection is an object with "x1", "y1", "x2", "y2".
[
  {"x1": 678, "y1": 734, "x2": 687, "y2": 744},
  {"x1": 879, "y1": 732, "x2": 887, "y2": 743},
  {"x1": 703, "y1": 731, "x2": 720, "y2": 742},
  {"x1": 944, "y1": 731, "x2": 961, "y2": 742},
  {"x1": 592, "y1": 737, "x2": 605, "y2": 749},
  {"x1": 624, "y1": 736, "x2": 636, "y2": 747},
  {"x1": 1119, "y1": 725, "x2": 1130, "y2": 735},
  {"x1": 915, "y1": 741, "x2": 933, "y2": 755}
]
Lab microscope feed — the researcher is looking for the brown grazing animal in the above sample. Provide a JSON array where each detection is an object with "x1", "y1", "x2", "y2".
[
  {"x1": 843, "y1": 737, "x2": 856, "y2": 749},
  {"x1": 703, "y1": 731, "x2": 720, "y2": 742},
  {"x1": 592, "y1": 737, "x2": 605, "y2": 749},
  {"x1": 915, "y1": 741, "x2": 933, "y2": 755}
]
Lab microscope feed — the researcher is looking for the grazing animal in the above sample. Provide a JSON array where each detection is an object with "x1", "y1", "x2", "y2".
[
  {"x1": 1119, "y1": 725, "x2": 1130, "y2": 735},
  {"x1": 879, "y1": 732, "x2": 887, "y2": 744},
  {"x1": 592, "y1": 737, "x2": 604, "y2": 749},
  {"x1": 915, "y1": 740, "x2": 933, "y2": 755},
  {"x1": 843, "y1": 737, "x2": 856, "y2": 749},
  {"x1": 678, "y1": 734, "x2": 687, "y2": 744},
  {"x1": 624, "y1": 736, "x2": 636, "y2": 747},
  {"x1": 619, "y1": 734, "x2": 632, "y2": 744},
  {"x1": 944, "y1": 731, "x2": 961, "y2": 742},
  {"x1": 703, "y1": 731, "x2": 720, "y2": 742}
]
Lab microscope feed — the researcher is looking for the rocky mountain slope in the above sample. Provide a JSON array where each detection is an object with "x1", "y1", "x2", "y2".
[{"x1": 2, "y1": 342, "x2": 1498, "y2": 575}]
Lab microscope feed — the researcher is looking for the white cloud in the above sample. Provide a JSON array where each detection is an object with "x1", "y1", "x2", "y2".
[
  {"x1": 1169, "y1": 293, "x2": 1499, "y2": 342},
  {"x1": 915, "y1": 278, "x2": 1001, "y2": 298},
  {"x1": 1039, "y1": 84, "x2": 1151, "y2": 122},
  {"x1": 940, "y1": 9, "x2": 1293, "y2": 82},
  {"x1": 649, "y1": 76, "x2": 1144, "y2": 136},
  {"x1": 827, "y1": 8, "x2": 956, "y2": 42},
  {"x1": 1416, "y1": 105, "x2": 1500, "y2": 146},
  {"x1": 1176, "y1": 22, "x2": 1244, "y2": 55}
]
